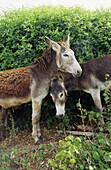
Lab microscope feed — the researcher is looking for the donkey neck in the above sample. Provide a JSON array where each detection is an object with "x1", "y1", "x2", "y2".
[
  {"x1": 64, "y1": 62, "x2": 90, "y2": 92},
  {"x1": 46, "y1": 50, "x2": 58, "y2": 78},
  {"x1": 64, "y1": 73, "x2": 79, "y2": 92},
  {"x1": 31, "y1": 49, "x2": 58, "y2": 82}
]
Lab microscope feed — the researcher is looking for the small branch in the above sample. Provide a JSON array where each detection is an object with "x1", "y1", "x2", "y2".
[{"x1": 56, "y1": 130, "x2": 110, "y2": 138}]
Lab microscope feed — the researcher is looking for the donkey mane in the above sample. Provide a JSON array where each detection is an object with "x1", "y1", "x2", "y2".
[
  {"x1": 34, "y1": 49, "x2": 52, "y2": 71},
  {"x1": 58, "y1": 41, "x2": 69, "y2": 48},
  {"x1": 34, "y1": 41, "x2": 68, "y2": 71}
]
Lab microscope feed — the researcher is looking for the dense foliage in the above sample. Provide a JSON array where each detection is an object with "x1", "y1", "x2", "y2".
[{"x1": 0, "y1": 6, "x2": 111, "y2": 71}]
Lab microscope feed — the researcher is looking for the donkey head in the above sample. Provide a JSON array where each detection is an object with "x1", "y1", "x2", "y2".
[
  {"x1": 50, "y1": 75, "x2": 67, "y2": 119},
  {"x1": 45, "y1": 32, "x2": 82, "y2": 77}
]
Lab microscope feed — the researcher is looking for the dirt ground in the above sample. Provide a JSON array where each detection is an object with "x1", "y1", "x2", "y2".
[{"x1": 0, "y1": 127, "x2": 66, "y2": 170}]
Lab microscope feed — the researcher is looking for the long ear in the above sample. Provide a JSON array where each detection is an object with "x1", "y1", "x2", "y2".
[
  {"x1": 58, "y1": 72, "x2": 64, "y2": 82},
  {"x1": 51, "y1": 77, "x2": 57, "y2": 86},
  {"x1": 45, "y1": 36, "x2": 61, "y2": 52},
  {"x1": 63, "y1": 31, "x2": 70, "y2": 47},
  {"x1": 58, "y1": 76, "x2": 67, "y2": 95}
]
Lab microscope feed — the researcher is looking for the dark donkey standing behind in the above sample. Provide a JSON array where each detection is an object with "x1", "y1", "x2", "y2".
[
  {"x1": 50, "y1": 54, "x2": 111, "y2": 120},
  {"x1": 0, "y1": 32, "x2": 82, "y2": 143}
]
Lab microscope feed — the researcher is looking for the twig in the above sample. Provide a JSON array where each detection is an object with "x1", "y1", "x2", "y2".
[{"x1": 56, "y1": 130, "x2": 110, "y2": 138}]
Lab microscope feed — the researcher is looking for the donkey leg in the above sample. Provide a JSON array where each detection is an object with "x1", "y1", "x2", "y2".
[
  {"x1": 32, "y1": 99, "x2": 42, "y2": 144},
  {"x1": 90, "y1": 89, "x2": 102, "y2": 111},
  {"x1": 0, "y1": 107, "x2": 8, "y2": 141},
  {"x1": 0, "y1": 108, "x2": 3, "y2": 140},
  {"x1": 90, "y1": 89, "x2": 104, "y2": 126},
  {"x1": 2, "y1": 107, "x2": 8, "y2": 127}
]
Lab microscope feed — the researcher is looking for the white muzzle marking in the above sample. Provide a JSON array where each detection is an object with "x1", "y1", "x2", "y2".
[{"x1": 56, "y1": 103, "x2": 65, "y2": 119}]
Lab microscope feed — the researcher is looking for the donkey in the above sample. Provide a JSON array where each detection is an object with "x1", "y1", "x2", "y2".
[
  {"x1": 50, "y1": 54, "x2": 111, "y2": 120},
  {"x1": 0, "y1": 32, "x2": 82, "y2": 143}
]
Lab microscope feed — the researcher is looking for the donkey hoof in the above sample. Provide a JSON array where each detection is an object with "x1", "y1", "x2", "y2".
[
  {"x1": 34, "y1": 136, "x2": 39, "y2": 145},
  {"x1": 34, "y1": 135, "x2": 43, "y2": 145}
]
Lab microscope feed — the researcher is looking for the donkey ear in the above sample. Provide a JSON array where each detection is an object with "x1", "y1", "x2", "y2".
[
  {"x1": 51, "y1": 77, "x2": 57, "y2": 86},
  {"x1": 45, "y1": 36, "x2": 61, "y2": 52},
  {"x1": 63, "y1": 31, "x2": 70, "y2": 47},
  {"x1": 58, "y1": 72, "x2": 64, "y2": 82}
]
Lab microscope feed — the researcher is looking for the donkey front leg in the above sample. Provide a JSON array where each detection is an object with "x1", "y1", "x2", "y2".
[
  {"x1": 90, "y1": 89, "x2": 102, "y2": 112},
  {"x1": 32, "y1": 99, "x2": 42, "y2": 144},
  {"x1": 0, "y1": 107, "x2": 8, "y2": 141}
]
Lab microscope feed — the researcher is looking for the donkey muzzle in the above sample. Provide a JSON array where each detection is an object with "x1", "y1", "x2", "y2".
[{"x1": 56, "y1": 113, "x2": 64, "y2": 119}]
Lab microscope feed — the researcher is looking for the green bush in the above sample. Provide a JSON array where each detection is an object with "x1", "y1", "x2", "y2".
[
  {"x1": 0, "y1": 6, "x2": 111, "y2": 128},
  {"x1": 48, "y1": 135, "x2": 111, "y2": 170},
  {"x1": 0, "y1": 6, "x2": 111, "y2": 71}
]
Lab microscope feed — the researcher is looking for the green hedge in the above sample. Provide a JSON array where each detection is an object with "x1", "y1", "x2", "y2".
[
  {"x1": 0, "y1": 6, "x2": 111, "y2": 70},
  {"x1": 0, "y1": 6, "x2": 111, "y2": 128}
]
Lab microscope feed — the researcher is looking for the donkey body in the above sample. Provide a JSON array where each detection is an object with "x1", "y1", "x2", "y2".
[
  {"x1": 51, "y1": 54, "x2": 111, "y2": 118},
  {"x1": 0, "y1": 33, "x2": 82, "y2": 143}
]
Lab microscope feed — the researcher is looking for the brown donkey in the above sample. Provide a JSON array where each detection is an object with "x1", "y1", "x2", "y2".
[
  {"x1": 0, "y1": 32, "x2": 82, "y2": 143},
  {"x1": 50, "y1": 54, "x2": 111, "y2": 119}
]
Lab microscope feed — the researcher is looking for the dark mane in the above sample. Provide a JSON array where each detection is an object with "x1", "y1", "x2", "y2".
[
  {"x1": 34, "y1": 41, "x2": 67, "y2": 71},
  {"x1": 34, "y1": 48, "x2": 52, "y2": 71}
]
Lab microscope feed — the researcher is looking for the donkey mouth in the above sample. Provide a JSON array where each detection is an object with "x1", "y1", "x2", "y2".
[
  {"x1": 72, "y1": 73, "x2": 76, "y2": 77},
  {"x1": 56, "y1": 114, "x2": 64, "y2": 119},
  {"x1": 72, "y1": 71, "x2": 82, "y2": 77}
]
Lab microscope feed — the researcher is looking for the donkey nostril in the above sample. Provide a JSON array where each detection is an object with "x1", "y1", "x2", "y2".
[{"x1": 77, "y1": 70, "x2": 82, "y2": 77}]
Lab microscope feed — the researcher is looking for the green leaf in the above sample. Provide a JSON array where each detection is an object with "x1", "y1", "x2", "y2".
[
  {"x1": 70, "y1": 158, "x2": 76, "y2": 164},
  {"x1": 79, "y1": 164, "x2": 84, "y2": 170},
  {"x1": 48, "y1": 159, "x2": 57, "y2": 168},
  {"x1": 93, "y1": 151, "x2": 100, "y2": 160},
  {"x1": 104, "y1": 154, "x2": 111, "y2": 162}
]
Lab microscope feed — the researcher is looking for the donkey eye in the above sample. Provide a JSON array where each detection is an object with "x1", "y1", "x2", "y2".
[
  {"x1": 60, "y1": 92, "x2": 64, "y2": 98},
  {"x1": 64, "y1": 54, "x2": 69, "y2": 57}
]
